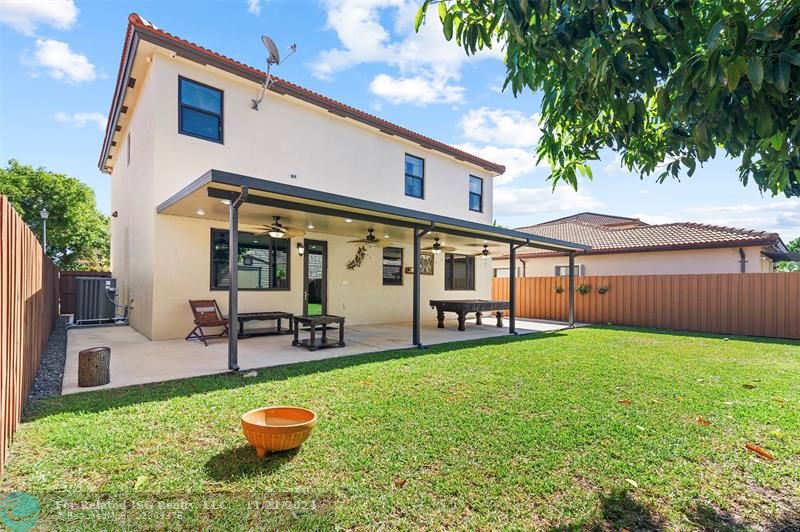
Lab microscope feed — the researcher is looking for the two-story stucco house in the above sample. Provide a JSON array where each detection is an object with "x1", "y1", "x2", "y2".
[{"x1": 99, "y1": 14, "x2": 586, "y2": 362}]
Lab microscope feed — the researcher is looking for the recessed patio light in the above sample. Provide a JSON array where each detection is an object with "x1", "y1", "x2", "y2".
[
  {"x1": 196, "y1": 209, "x2": 206, "y2": 216},
  {"x1": 307, "y1": 223, "x2": 315, "y2": 229},
  {"x1": 220, "y1": 199, "x2": 231, "y2": 205},
  {"x1": 384, "y1": 234, "x2": 390, "y2": 239},
  {"x1": 345, "y1": 218, "x2": 353, "y2": 223}
]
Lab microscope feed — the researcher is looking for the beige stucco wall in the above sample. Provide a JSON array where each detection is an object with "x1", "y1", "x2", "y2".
[
  {"x1": 111, "y1": 51, "x2": 495, "y2": 340},
  {"x1": 492, "y1": 245, "x2": 775, "y2": 277},
  {"x1": 147, "y1": 215, "x2": 493, "y2": 340}
]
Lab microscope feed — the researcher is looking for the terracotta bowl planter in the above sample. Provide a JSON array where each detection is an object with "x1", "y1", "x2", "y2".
[{"x1": 241, "y1": 406, "x2": 318, "y2": 457}]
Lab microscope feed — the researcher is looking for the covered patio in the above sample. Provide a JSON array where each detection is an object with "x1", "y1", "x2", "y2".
[{"x1": 62, "y1": 318, "x2": 579, "y2": 394}]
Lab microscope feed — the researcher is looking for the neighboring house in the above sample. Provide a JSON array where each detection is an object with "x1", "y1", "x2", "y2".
[
  {"x1": 493, "y1": 212, "x2": 800, "y2": 277},
  {"x1": 99, "y1": 14, "x2": 585, "y2": 342}
]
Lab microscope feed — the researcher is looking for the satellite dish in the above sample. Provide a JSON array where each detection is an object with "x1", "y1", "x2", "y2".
[
  {"x1": 261, "y1": 35, "x2": 281, "y2": 65},
  {"x1": 252, "y1": 35, "x2": 297, "y2": 110}
]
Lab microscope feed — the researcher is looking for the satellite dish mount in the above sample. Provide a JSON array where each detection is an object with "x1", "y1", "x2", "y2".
[{"x1": 252, "y1": 35, "x2": 297, "y2": 110}]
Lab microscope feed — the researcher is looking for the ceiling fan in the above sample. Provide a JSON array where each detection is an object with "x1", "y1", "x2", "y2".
[
  {"x1": 255, "y1": 216, "x2": 306, "y2": 238},
  {"x1": 347, "y1": 228, "x2": 382, "y2": 246},
  {"x1": 464, "y1": 241, "x2": 502, "y2": 248},
  {"x1": 421, "y1": 237, "x2": 455, "y2": 254}
]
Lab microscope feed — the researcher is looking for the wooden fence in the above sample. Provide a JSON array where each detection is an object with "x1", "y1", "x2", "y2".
[
  {"x1": 493, "y1": 273, "x2": 800, "y2": 340},
  {"x1": 59, "y1": 270, "x2": 111, "y2": 314},
  {"x1": 0, "y1": 196, "x2": 59, "y2": 475}
]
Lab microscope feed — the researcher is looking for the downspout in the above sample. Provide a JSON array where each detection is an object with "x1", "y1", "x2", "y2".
[{"x1": 738, "y1": 247, "x2": 747, "y2": 273}]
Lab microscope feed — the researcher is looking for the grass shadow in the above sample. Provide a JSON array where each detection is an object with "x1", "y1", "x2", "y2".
[
  {"x1": 599, "y1": 489, "x2": 665, "y2": 531},
  {"x1": 590, "y1": 324, "x2": 800, "y2": 347},
  {"x1": 24, "y1": 330, "x2": 566, "y2": 422},
  {"x1": 684, "y1": 501, "x2": 800, "y2": 531},
  {"x1": 204, "y1": 444, "x2": 300, "y2": 481}
]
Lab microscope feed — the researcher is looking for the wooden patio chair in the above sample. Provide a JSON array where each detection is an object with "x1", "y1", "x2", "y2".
[{"x1": 186, "y1": 299, "x2": 229, "y2": 346}]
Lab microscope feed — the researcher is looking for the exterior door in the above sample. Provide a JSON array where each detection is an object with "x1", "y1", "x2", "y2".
[{"x1": 303, "y1": 240, "x2": 327, "y2": 316}]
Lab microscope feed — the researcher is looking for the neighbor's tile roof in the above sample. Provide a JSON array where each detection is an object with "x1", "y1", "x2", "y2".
[
  {"x1": 99, "y1": 13, "x2": 505, "y2": 175},
  {"x1": 506, "y1": 212, "x2": 780, "y2": 257}
]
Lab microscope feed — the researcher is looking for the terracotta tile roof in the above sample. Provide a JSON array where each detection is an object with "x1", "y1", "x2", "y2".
[
  {"x1": 99, "y1": 13, "x2": 506, "y2": 175},
  {"x1": 505, "y1": 212, "x2": 780, "y2": 257},
  {"x1": 530, "y1": 212, "x2": 647, "y2": 228}
]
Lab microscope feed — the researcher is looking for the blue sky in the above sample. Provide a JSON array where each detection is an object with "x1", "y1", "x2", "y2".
[{"x1": 1, "y1": 0, "x2": 798, "y2": 241}]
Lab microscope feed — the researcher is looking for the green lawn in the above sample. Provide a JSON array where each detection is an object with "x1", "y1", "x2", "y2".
[{"x1": 3, "y1": 327, "x2": 799, "y2": 529}]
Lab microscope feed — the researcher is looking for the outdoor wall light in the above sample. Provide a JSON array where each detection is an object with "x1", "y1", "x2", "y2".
[{"x1": 297, "y1": 242, "x2": 305, "y2": 256}]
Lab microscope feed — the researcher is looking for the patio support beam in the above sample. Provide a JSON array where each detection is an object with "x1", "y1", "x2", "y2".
[
  {"x1": 508, "y1": 241, "x2": 528, "y2": 335},
  {"x1": 568, "y1": 252, "x2": 576, "y2": 327},
  {"x1": 413, "y1": 225, "x2": 432, "y2": 347},
  {"x1": 227, "y1": 186, "x2": 249, "y2": 371}
]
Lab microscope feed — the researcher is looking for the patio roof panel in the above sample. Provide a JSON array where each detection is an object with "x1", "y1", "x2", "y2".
[{"x1": 157, "y1": 169, "x2": 590, "y2": 253}]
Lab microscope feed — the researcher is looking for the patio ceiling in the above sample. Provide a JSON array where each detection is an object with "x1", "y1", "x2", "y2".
[{"x1": 157, "y1": 169, "x2": 590, "y2": 254}]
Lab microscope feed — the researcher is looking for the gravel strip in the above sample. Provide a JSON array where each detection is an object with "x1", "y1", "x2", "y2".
[{"x1": 27, "y1": 316, "x2": 69, "y2": 403}]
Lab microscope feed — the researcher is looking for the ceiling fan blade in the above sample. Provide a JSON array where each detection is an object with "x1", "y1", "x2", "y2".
[{"x1": 282, "y1": 227, "x2": 306, "y2": 238}]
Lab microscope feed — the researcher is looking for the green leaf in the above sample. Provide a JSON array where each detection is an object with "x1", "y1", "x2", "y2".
[
  {"x1": 641, "y1": 9, "x2": 658, "y2": 31},
  {"x1": 438, "y1": 0, "x2": 447, "y2": 22},
  {"x1": 733, "y1": 20, "x2": 748, "y2": 55},
  {"x1": 443, "y1": 13, "x2": 454, "y2": 41},
  {"x1": 751, "y1": 29, "x2": 781, "y2": 41},
  {"x1": 707, "y1": 20, "x2": 723, "y2": 49},
  {"x1": 775, "y1": 59, "x2": 790, "y2": 94},
  {"x1": 781, "y1": 49, "x2": 800, "y2": 67},
  {"x1": 692, "y1": 121, "x2": 709, "y2": 149},
  {"x1": 726, "y1": 61, "x2": 741, "y2": 92},
  {"x1": 414, "y1": 2, "x2": 429, "y2": 32},
  {"x1": 747, "y1": 55, "x2": 764, "y2": 92}
]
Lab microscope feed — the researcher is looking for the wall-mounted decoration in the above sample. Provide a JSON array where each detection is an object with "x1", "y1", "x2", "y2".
[
  {"x1": 404, "y1": 252, "x2": 434, "y2": 275},
  {"x1": 554, "y1": 285, "x2": 564, "y2": 294},
  {"x1": 345, "y1": 246, "x2": 367, "y2": 270},
  {"x1": 576, "y1": 283, "x2": 592, "y2": 295}
]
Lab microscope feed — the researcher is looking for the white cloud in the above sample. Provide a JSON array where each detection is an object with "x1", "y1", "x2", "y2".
[
  {"x1": 460, "y1": 107, "x2": 542, "y2": 148},
  {"x1": 0, "y1": 0, "x2": 77, "y2": 35},
  {"x1": 313, "y1": 0, "x2": 502, "y2": 105},
  {"x1": 453, "y1": 142, "x2": 546, "y2": 185},
  {"x1": 493, "y1": 185, "x2": 604, "y2": 217},
  {"x1": 54, "y1": 111, "x2": 106, "y2": 130},
  {"x1": 246, "y1": 0, "x2": 260, "y2": 15},
  {"x1": 681, "y1": 201, "x2": 800, "y2": 238},
  {"x1": 27, "y1": 38, "x2": 96, "y2": 83},
  {"x1": 370, "y1": 74, "x2": 464, "y2": 105}
]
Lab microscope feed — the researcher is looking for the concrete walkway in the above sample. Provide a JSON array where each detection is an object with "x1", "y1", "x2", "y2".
[{"x1": 63, "y1": 318, "x2": 574, "y2": 394}]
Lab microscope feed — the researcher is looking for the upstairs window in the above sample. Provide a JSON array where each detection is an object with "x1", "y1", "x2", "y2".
[
  {"x1": 382, "y1": 247, "x2": 403, "y2": 286},
  {"x1": 210, "y1": 229, "x2": 289, "y2": 290},
  {"x1": 469, "y1": 175, "x2": 483, "y2": 212},
  {"x1": 179, "y1": 77, "x2": 223, "y2": 143},
  {"x1": 405, "y1": 154, "x2": 424, "y2": 198},
  {"x1": 444, "y1": 253, "x2": 475, "y2": 290}
]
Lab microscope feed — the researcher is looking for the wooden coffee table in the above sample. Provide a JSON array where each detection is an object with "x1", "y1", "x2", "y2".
[
  {"x1": 237, "y1": 311, "x2": 294, "y2": 339},
  {"x1": 292, "y1": 314, "x2": 345, "y2": 351}
]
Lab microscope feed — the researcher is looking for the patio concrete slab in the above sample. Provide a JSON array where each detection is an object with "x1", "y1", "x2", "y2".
[{"x1": 62, "y1": 319, "x2": 574, "y2": 394}]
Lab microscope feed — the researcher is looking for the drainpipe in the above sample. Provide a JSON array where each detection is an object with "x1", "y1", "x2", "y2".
[
  {"x1": 738, "y1": 247, "x2": 747, "y2": 273},
  {"x1": 227, "y1": 186, "x2": 249, "y2": 371}
]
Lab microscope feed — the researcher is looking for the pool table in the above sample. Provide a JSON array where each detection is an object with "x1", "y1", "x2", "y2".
[{"x1": 429, "y1": 299, "x2": 509, "y2": 331}]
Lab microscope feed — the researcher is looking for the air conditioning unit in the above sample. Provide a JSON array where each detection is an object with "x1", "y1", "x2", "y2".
[{"x1": 74, "y1": 277, "x2": 117, "y2": 325}]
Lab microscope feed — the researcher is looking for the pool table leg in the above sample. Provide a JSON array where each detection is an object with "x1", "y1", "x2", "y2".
[
  {"x1": 475, "y1": 311, "x2": 483, "y2": 326},
  {"x1": 436, "y1": 309, "x2": 445, "y2": 328},
  {"x1": 495, "y1": 311, "x2": 503, "y2": 327},
  {"x1": 457, "y1": 312, "x2": 466, "y2": 331}
]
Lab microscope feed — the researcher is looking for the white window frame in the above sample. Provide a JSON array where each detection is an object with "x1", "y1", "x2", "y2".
[{"x1": 555, "y1": 265, "x2": 583, "y2": 276}]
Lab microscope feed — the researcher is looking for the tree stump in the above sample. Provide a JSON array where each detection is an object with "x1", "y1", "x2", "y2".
[{"x1": 78, "y1": 347, "x2": 111, "y2": 387}]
